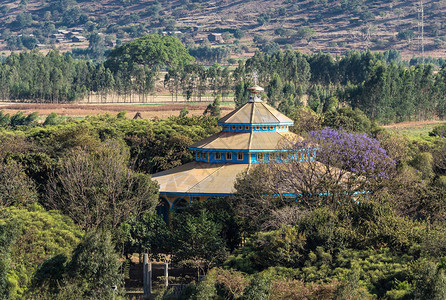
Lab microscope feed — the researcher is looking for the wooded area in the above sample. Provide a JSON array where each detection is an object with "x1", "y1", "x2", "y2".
[
  {"x1": 0, "y1": 107, "x2": 446, "y2": 299},
  {"x1": 1, "y1": 34, "x2": 446, "y2": 299},
  {"x1": 1, "y1": 36, "x2": 446, "y2": 125}
]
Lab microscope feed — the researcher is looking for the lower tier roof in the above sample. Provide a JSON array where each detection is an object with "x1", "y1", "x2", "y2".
[{"x1": 152, "y1": 161, "x2": 250, "y2": 195}]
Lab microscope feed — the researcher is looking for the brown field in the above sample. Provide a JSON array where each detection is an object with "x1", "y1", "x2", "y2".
[
  {"x1": 383, "y1": 120, "x2": 445, "y2": 136},
  {"x1": 0, "y1": 103, "x2": 233, "y2": 119}
]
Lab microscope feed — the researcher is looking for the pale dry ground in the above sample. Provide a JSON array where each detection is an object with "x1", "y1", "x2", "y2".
[
  {"x1": 382, "y1": 119, "x2": 445, "y2": 136},
  {"x1": 0, "y1": 103, "x2": 233, "y2": 119},
  {"x1": 382, "y1": 120, "x2": 444, "y2": 129}
]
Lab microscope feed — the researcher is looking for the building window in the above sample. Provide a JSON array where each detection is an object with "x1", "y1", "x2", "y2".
[
  {"x1": 262, "y1": 125, "x2": 267, "y2": 130},
  {"x1": 257, "y1": 152, "x2": 264, "y2": 161},
  {"x1": 215, "y1": 152, "x2": 221, "y2": 160},
  {"x1": 245, "y1": 126, "x2": 249, "y2": 130},
  {"x1": 269, "y1": 126, "x2": 274, "y2": 130},
  {"x1": 204, "y1": 152, "x2": 208, "y2": 160},
  {"x1": 224, "y1": 126, "x2": 229, "y2": 130},
  {"x1": 238, "y1": 125, "x2": 243, "y2": 130},
  {"x1": 255, "y1": 126, "x2": 260, "y2": 130},
  {"x1": 281, "y1": 152, "x2": 289, "y2": 160},
  {"x1": 269, "y1": 152, "x2": 277, "y2": 160},
  {"x1": 226, "y1": 152, "x2": 232, "y2": 160},
  {"x1": 237, "y1": 152, "x2": 244, "y2": 160},
  {"x1": 232, "y1": 125, "x2": 236, "y2": 130}
]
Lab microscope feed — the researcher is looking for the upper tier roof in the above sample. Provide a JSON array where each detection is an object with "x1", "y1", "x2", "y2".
[
  {"x1": 190, "y1": 131, "x2": 300, "y2": 151},
  {"x1": 218, "y1": 102, "x2": 294, "y2": 125}
]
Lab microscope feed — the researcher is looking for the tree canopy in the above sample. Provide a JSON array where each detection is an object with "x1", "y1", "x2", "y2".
[{"x1": 105, "y1": 34, "x2": 194, "y2": 71}]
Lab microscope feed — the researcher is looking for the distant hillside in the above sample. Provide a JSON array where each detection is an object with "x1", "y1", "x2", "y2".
[{"x1": 0, "y1": 0, "x2": 445, "y2": 61}]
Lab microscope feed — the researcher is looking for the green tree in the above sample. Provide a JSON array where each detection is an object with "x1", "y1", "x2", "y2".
[
  {"x1": 241, "y1": 274, "x2": 272, "y2": 300},
  {"x1": 121, "y1": 212, "x2": 171, "y2": 259},
  {"x1": 105, "y1": 34, "x2": 194, "y2": 72},
  {"x1": 173, "y1": 210, "x2": 227, "y2": 278},
  {"x1": 0, "y1": 205, "x2": 82, "y2": 299},
  {"x1": 0, "y1": 160, "x2": 37, "y2": 208},
  {"x1": 65, "y1": 230, "x2": 123, "y2": 299},
  {"x1": 0, "y1": 220, "x2": 16, "y2": 300},
  {"x1": 204, "y1": 95, "x2": 221, "y2": 117}
]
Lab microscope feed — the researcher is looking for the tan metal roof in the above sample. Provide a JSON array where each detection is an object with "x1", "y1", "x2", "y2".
[
  {"x1": 152, "y1": 162, "x2": 249, "y2": 194},
  {"x1": 152, "y1": 160, "x2": 350, "y2": 196},
  {"x1": 218, "y1": 102, "x2": 293, "y2": 125},
  {"x1": 190, "y1": 131, "x2": 300, "y2": 150}
]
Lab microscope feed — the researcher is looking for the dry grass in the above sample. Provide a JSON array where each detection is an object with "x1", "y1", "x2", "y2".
[
  {"x1": 0, "y1": 103, "x2": 233, "y2": 119},
  {"x1": 383, "y1": 120, "x2": 444, "y2": 137}
]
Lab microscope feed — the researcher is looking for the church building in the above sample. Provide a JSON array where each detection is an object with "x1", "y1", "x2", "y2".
[{"x1": 152, "y1": 85, "x2": 316, "y2": 213}]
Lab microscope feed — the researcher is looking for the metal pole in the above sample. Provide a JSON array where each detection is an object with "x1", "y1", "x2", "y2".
[
  {"x1": 148, "y1": 261, "x2": 152, "y2": 294},
  {"x1": 164, "y1": 263, "x2": 169, "y2": 288},
  {"x1": 143, "y1": 253, "x2": 149, "y2": 297}
]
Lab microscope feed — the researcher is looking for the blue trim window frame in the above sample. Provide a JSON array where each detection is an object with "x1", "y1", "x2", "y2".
[
  {"x1": 237, "y1": 152, "x2": 244, "y2": 161},
  {"x1": 226, "y1": 152, "x2": 232, "y2": 160},
  {"x1": 215, "y1": 152, "x2": 221, "y2": 160},
  {"x1": 269, "y1": 152, "x2": 277, "y2": 161}
]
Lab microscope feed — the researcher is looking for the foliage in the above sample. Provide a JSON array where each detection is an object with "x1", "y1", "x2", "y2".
[
  {"x1": 0, "y1": 160, "x2": 37, "y2": 208},
  {"x1": 240, "y1": 274, "x2": 272, "y2": 300},
  {"x1": 33, "y1": 230, "x2": 124, "y2": 299},
  {"x1": 173, "y1": 210, "x2": 228, "y2": 277},
  {"x1": 290, "y1": 107, "x2": 322, "y2": 134},
  {"x1": 121, "y1": 212, "x2": 171, "y2": 258},
  {"x1": 238, "y1": 128, "x2": 396, "y2": 210},
  {"x1": 46, "y1": 141, "x2": 159, "y2": 230},
  {"x1": 0, "y1": 220, "x2": 16, "y2": 300},
  {"x1": 204, "y1": 95, "x2": 221, "y2": 117},
  {"x1": 189, "y1": 46, "x2": 230, "y2": 64},
  {"x1": 106, "y1": 34, "x2": 194, "y2": 71},
  {"x1": 64, "y1": 230, "x2": 123, "y2": 299},
  {"x1": 179, "y1": 197, "x2": 241, "y2": 252},
  {"x1": 323, "y1": 106, "x2": 373, "y2": 133},
  {"x1": 0, "y1": 205, "x2": 82, "y2": 299}
]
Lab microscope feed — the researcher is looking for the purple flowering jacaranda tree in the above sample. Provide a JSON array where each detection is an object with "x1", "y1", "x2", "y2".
[{"x1": 269, "y1": 128, "x2": 396, "y2": 208}]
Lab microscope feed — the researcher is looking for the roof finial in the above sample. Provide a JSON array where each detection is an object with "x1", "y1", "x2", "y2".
[
  {"x1": 248, "y1": 70, "x2": 264, "y2": 102},
  {"x1": 252, "y1": 70, "x2": 258, "y2": 86}
]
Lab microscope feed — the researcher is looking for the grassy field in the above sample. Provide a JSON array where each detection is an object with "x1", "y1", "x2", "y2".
[{"x1": 383, "y1": 120, "x2": 445, "y2": 138}]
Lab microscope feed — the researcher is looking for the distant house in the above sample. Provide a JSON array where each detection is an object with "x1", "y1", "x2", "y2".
[
  {"x1": 208, "y1": 33, "x2": 224, "y2": 43},
  {"x1": 56, "y1": 38, "x2": 65, "y2": 43},
  {"x1": 58, "y1": 30, "x2": 70, "y2": 35},
  {"x1": 193, "y1": 26, "x2": 204, "y2": 32},
  {"x1": 162, "y1": 31, "x2": 183, "y2": 36},
  {"x1": 73, "y1": 28, "x2": 84, "y2": 32},
  {"x1": 50, "y1": 33, "x2": 65, "y2": 39},
  {"x1": 65, "y1": 32, "x2": 79, "y2": 38},
  {"x1": 106, "y1": 40, "x2": 116, "y2": 47},
  {"x1": 72, "y1": 36, "x2": 86, "y2": 42}
]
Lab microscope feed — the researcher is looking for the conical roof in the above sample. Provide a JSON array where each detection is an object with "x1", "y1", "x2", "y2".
[{"x1": 218, "y1": 102, "x2": 293, "y2": 125}]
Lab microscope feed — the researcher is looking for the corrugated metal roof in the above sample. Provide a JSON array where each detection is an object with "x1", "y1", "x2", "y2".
[
  {"x1": 190, "y1": 131, "x2": 300, "y2": 150},
  {"x1": 152, "y1": 160, "x2": 349, "y2": 196},
  {"x1": 218, "y1": 102, "x2": 293, "y2": 125},
  {"x1": 190, "y1": 132, "x2": 250, "y2": 149},
  {"x1": 152, "y1": 162, "x2": 249, "y2": 194}
]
